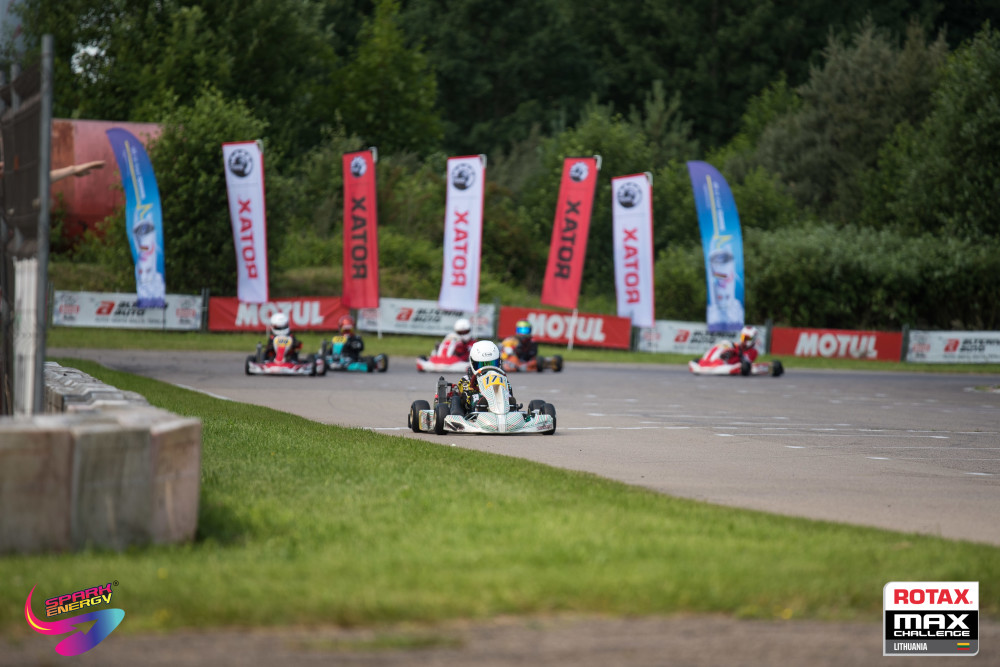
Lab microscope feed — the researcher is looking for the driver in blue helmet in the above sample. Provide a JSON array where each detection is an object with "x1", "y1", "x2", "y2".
[{"x1": 502, "y1": 319, "x2": 538, "y2": 365}]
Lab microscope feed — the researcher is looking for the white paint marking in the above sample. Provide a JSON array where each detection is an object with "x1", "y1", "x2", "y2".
[
  {"x1": 965, "y1": 472, "x2": 992, "y2": 476},
  {"x1": 173, "y1": 384, "x2": 233, "y2": 401},
  {"x1": 785, "y1": 446, "x2": 805, "y2": 449},
  {"x1": 867, "y1": 457, "x2": 890, "y2": 460}
]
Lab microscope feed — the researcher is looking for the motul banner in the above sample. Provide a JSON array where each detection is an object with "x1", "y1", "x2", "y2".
[
  {"x1": 438, "y1": 155, "x2": 485, "y2": 312},
  {"x1": 541, "y1": 156, "x2": 600, "y2": 310},
  {"x1": 342, "y1": 149, "x2": 379, "y2": 308},
  {"x1": 357, "y1": 298, "x2": 495, "y2": 337},
  {"x1": 637, "y1": 320, "x2": 767, "y2": 355},
  {"x1": 498, "y1": 306, "x2": 632, "y2": 350},
  {"x1": 223, "y1": 141, "x2": 269, "y2": 303},
  {"x1": 52, "y1": 291, "x2": 202, "y2": 330},
  {"x1": 771, "y1": 327, "x2": 903, "y2": 361},
  {"x1": 612, "y1": 173, "x2": 655, "y2": 328},
  {"x1": 906, "y1": 330, "x2": 1000, "y2": 363},
  {"x1": 208, "y1": 297, "x2": 347, "y2": 332}
]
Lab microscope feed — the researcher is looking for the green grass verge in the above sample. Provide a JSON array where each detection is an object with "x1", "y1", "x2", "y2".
[
  {"x1": 3, "y1": 358, "x2": 997, "y2": 637},
  {"x1": 46, "y1": 326, "x2": 1000, "y2": 374}
]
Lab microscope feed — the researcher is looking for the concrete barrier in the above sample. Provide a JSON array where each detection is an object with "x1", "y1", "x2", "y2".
[{"x1": 0, "y1": 363, "x2": 201, "y2": 554}]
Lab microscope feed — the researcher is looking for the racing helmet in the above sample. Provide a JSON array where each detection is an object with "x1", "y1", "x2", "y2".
[
  {"x1": 454, "y1": 317, "x2": 472, "y2": 340},
  {"x1": 739, "y1": 325, "x2": 758, "y2": 347},
  {"x1": 339, "y1": 315, "x2": 355, "y2": 334},
  {"x1": 469, "y1": 340, "x2": 501, "y2": 373},
  {"x1": 270, "y1": 312, "x2": 290, "y2": 336},
  {"x1": 515, "y1": 319, "x2": 532, "y2": 336}
]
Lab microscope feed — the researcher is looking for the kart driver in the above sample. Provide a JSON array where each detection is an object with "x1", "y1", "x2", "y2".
[
  {"x1": 435, "y1": 317, "x2": 474, "y2": 360},
  {"x1": 265, "y1": 312, "x2": 303, "y2": 361},
  {"x1": 334, "y1": 315, "x2": 365, "y2": 362},
  {"x1": 502, "y1": 319, "x2": 538, "y2": 366},
  {"x1": 455, "y1": 340, "x2": 511, "y2": 414},
  {"x1": 720, "y1": 325, "x2": 760, "y2": 364}
]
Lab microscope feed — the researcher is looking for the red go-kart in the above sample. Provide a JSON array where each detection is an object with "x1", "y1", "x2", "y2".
[{"x1": 688, "y1": 341, "x2": 783, "y2": 377}]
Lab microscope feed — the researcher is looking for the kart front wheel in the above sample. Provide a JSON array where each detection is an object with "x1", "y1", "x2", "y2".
[
  {"x1": 434, "y1": 403, "x2": 450, "y2": 435},
  {"x1": 450, "y1": 394, "x2": 464, "y2": 416},
  {"x1": 375, "y1": 354, "x2": 388, "y2": 372},
  {"x1": 409, "y1": 400, "x2": 430, "y2": 432},
  {"x1": 245, "y1": 355, "x2": 254, "y2": 376},
  {"x1": 551, "y1": 355, "x2": 564, "y2": 372},
  {"x1": 542, "y1": 403, "x2": 557, "y2": 435},
  {"x1": 528, "y1": 399, "x2": 545, "y2": 413},
  {"x1": 771, "y1": 360, "x2": 785, "y2": 377},
  {"x1": 740, "y1": 359, "x2": 752, "y2": 376}
]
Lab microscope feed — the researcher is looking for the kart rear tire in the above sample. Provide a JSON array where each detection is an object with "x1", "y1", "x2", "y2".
[
  {"x1": 740, "y1": 359, "x2": 752, "y2": 376},
  {"x1": 771, "y1": 360, "x2": 785, "y2": 377},
  {"x1": 542, "y1": 403, "x2": 556, "y2": 435},
  {"x1": 409, "y1": 400, "x2": 430, "y2": 432},
  {"x1": 434, "y1": 403, "x2": 450, "y2": 435},
  {"x1": 450, "y1": 394, "x2": 464, "y2": 416},
  {"x1": 536, "y1": 358, "x2": 545, "y2": 372},
  {"x1": 528, "y1": 399, "x2": 545, "y2": 413}
]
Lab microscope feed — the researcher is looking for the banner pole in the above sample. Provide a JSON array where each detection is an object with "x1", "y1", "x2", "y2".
[
  {"x1": 377, "y1": 308, "x2": 382, "y2": 339},
  {"x1": 568, "y1": 309, "x2": 578, "y2": 350}
]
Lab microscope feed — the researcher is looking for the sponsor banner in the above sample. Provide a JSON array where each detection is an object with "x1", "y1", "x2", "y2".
[
  {"x1": 884, "y1": 581, "x2": 978, "y2": 656},
  {"x1": 342, "y1": 149, "x2": 379, "y2": 308},
  {"x1": 52, "y1": 291, "x2": 202, "y2": 330},
  {"x1": 222, "y1": 141, "x2": 270, "y2": 303},
  {"x1": 637, "y1": 320, "x2": 766, "y2": 355},
  {"x1": 541, "y1": 156, "x2": 600, "y2": 310},
  {"x1": 687, "y1": 161, "x2": 745, "y2": 332},
  {"x1": 611, "y1": 173, "x2": 655, "y2": 328},
  {"x1": 498, "y1": 306, "x2": 631, "y2": 350},
  {"x1": 106, "y1": 128, "x2": 166, "y2": 308},
  {"x1": 771, "y1": 327, "x2": 903, "y2": 361},
  {"x1": 906, "y1": 330, "x2": 1000, "y2": 364},
  {"x1": 357, "y1": 298, "x2": 495, "y2": 337},
  {"x1": 438, "y1": 155, "x2": 485, "y2": 313},
  {"x1": 208, "y1": 297, "x2": 347, "y2": 332}
]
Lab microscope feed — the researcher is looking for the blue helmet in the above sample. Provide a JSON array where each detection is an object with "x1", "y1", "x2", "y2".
[{"x1": 515, "y1": 319, "x2": 531, "y2": 336}]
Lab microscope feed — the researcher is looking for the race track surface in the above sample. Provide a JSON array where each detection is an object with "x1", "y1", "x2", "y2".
[{"x1": 52, "y1": 348, "x2": 1000, "y2": 545}]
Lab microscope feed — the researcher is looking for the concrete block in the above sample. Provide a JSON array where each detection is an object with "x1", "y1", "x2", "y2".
[
  {"x1": 150, "y1": 417, "x2": 202, "y2": 543},
  {"x1": 0, "y1": 423, "x2": 73, "y2": 554}
]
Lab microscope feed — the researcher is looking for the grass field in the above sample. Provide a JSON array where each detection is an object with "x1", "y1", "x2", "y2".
[{"x1": 3, "y1": 352, "x2": 997, "y2": 638}]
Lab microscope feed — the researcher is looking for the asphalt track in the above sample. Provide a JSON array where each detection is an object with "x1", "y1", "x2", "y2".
[{"x1": 52, "y1": 348, "x2": 1000, "y2": 545}]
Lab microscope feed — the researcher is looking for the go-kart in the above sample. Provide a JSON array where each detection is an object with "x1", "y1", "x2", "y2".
[
  {"x1": 500, "y1": 337, "x2": 563, "y2": 373},
  {"x1": 408, "y1": 370, "x2": 556, "y2": 435},
  {"x1": 319, "y1": 337, "x2": 388, "y2": 373},
  {"x1": 688, "y1": 341, "x2": 784, "y2": 377},
  {"x1": 416, "y1": 351, "x2": 468, "y2": 373},
  {"x1": 245, "y1": 336, "x2": 325, "y2": 376}
]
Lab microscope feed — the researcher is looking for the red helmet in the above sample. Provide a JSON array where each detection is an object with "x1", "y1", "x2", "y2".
[{"x1": 339, "y1": 315, "x2": 355, "y2": 334}]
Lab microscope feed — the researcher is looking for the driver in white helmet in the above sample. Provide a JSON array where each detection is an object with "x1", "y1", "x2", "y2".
[
  {"x1": 721, "y1": 325, "x2": 760, "y2": 364},
  {"x1": 454, "y1": 340, "x2": 510, "y2": 413},
  {"x1": 265, "y1": 312, "x2": 303, "y2": 361},
  {"x1": 434, "y1": 317, "x2": 474, "y2": 360}
]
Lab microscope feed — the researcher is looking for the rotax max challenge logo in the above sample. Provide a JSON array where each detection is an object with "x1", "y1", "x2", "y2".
[
  {"x1": 884, "y1": 581, "x2": 978, "y2": 656},
  {"x1": 24, "y1": 581, "x2": 125, "y2": 656}
]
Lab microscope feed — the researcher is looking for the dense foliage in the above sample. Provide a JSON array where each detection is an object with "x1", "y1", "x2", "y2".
[{"x1": 12, "y1": 1, "x2": 1000, "y2": 329}]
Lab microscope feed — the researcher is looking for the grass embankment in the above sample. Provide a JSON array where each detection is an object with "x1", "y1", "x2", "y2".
[{"x1": 3, "y1": 358, "x2": 997, "y2": 636}]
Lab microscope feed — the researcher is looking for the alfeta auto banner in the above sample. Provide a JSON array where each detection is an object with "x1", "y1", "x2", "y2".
[
  {"x1": 357, "y1": 298, "x2": 495, "y2": 337},
  {"x1": 637, "y1": 320, "x2": 767, "y2": 355},
  {"x1": 906, "y1": 330, "x2": 1000, "y2": 363},
  {"x1": 498, "y1": 306, "x2": 632, "y2": 350},
  {"x1": 208, "y1": 297, "x2": 347, "y2": 332},
  {"x1": 771, "y1": 327, "x2": 903, "y2": 361},
  {"x1": 52, "y1": 291, "x2": 202, "y2": 330}
]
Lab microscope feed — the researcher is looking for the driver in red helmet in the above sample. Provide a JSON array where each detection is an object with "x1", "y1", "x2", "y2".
[{"x1": 335, "y1": 315, "x2": 365, "y2": 362}]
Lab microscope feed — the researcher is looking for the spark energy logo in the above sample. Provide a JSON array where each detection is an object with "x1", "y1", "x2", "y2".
[
  {"x1": 884, "y1": 581, "x2": 978, "y2": 656},
  {"x1": 24, "y1": 583, "x2": 125, "y2": 656}
]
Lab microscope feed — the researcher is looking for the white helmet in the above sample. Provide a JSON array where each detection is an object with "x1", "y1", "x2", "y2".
[
  {"x1": 469, "y1": 340, "x2": 501, "y2": 373},
  {"x1": 454, "y1": 317, "x2": 472, "y2": 340},
  {"x1": 739, "y1": 325, "x2": 758, "y2": 347},
  {"x1": 271, "y1": 312, "x2": 290, "y2": 336}
]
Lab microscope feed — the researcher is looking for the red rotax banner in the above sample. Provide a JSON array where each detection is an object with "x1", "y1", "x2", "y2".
[
  {"x1": 209, "y1": 297, "x2": 348, "y2": 332},
  {"x1": 499, "y1": 306, "x2": 631, "y2": 350},
  {"x1": 541, "y1": 157, "x2": 600, "y2": 310},
  {"x1": 342, "y1": 149, "x2": 379, "y2": 308},
  {"x1": 770, "y1": 327, "x2": 903, "y2": 361}
]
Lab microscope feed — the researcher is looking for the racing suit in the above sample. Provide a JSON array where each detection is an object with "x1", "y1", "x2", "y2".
[
  {"x1": 332, "y1": 333, "x2": 365, "y2": 362},
  {"x1": 454, "y1": 367, "x2": 516, "y2": 414},
  {"x1": 721, "y1": 341, "x2": 758, "y2": 364},
  {"x1": 265, "y1": 334, "x2": 303, "y2": 361}
]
